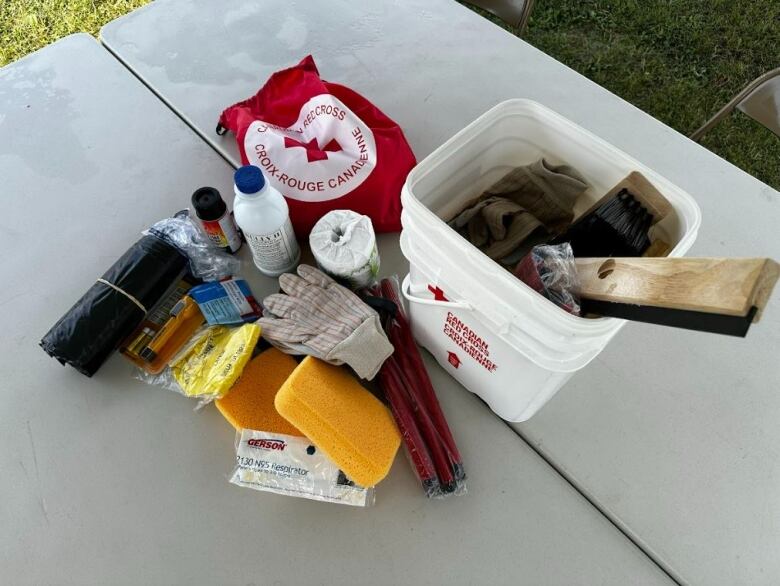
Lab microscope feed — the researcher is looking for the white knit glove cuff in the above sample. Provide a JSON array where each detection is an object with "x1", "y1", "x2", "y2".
[{"x1": 326, "y1": 315, "x2": 393, "y2": 380}]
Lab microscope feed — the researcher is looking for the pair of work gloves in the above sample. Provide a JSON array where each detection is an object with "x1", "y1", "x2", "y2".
[{"x1": 258, "y1": 265, "x2": 393, "y2": 380}]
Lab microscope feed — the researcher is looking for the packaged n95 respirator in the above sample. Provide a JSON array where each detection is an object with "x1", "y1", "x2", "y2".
[{"x1": 231, "y1": 429, "x2": 374, "y2": 507}]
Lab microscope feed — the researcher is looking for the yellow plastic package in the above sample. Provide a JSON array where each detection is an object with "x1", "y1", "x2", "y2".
[{"x1": 170, "y1": 323, "x2": 261, "y2": 400}]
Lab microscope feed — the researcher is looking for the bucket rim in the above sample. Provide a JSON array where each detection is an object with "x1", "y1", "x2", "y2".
[{"x1": 400, "y1": 97, "x2": 702, "y2": 334}]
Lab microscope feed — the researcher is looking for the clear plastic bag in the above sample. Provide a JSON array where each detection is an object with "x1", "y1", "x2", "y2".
[
  {"x1": 145, "y1": 210, "x2": 241, "y2": 281},
  {"x1": 134, "y1": 323, "x2": 260, "y2": 407},
  {"x1": 230, "y1": 429, "x2": 374, "y2": 507},
  {"x1": 514, "y1": 243, "x2": 581, "y2": 315}
]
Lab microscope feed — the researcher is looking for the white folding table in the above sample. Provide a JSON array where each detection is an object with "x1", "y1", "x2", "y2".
[
  {"x1": 101, "y1": 1, "x2": 780, "y2": 584},
  {"x1": 0, "y1": 34, "x2": 672, "y2": 585}
]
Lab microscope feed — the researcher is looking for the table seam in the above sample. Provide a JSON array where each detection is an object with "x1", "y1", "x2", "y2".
[
  {"x1": 505, "y1": 420, "x2": 687, "y2": 585},
  {"x1": 98, "y1": 37, "x2": 239, "y2": 171}
]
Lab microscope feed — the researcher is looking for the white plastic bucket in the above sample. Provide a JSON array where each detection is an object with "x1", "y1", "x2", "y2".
[{"x1": 400, "y1": 99, "x2": 701, "y2": 422}]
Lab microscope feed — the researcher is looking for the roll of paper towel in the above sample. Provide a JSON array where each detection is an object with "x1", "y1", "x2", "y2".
[{"x1": 309, "y1": 210, "x2": 380, "y2": 288}]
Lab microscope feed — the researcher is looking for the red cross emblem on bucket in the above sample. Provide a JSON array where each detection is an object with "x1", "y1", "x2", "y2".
[{"x1": 428, "y1": 284, "x2": 448, "y2": 301}]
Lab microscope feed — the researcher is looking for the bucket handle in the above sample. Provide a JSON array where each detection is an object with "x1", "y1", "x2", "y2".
[
  {"x1": 401, "y1": 275, "x2": 473, "y2": 310},
  {"x1": 402, "y1": 273, "x2": 603, "y2": 372}
]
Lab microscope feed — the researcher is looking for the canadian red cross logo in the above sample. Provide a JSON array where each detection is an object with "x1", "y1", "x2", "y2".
[
  {"x1": 447, "y1": 351, "x2": 461, "y2": 369},
  {"x1": 283, "y1": 136, "x2": 342, "y2": 163},
  {"x1": 244, "y1": 94, "x2": 377, "y2": 202}
]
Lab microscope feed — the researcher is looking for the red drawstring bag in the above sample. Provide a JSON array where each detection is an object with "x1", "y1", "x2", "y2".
[{"x1": 218, "y1": 56, "x2": 416, "y2": 236}]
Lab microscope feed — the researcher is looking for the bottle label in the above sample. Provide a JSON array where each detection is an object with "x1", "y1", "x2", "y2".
[
  {"x1": 199, "y1": 212, "x2": 242, "y2": 253},
  {"x1": 245, "y1": 218, "x2": 300, "y2": 272}
]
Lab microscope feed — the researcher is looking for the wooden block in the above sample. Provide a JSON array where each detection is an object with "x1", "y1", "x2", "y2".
[
  {"x1": 575, "y1": 257, "x2": 780, "y2": 321},
  {"x1": 643, "y1": 239, "x2": 672, "y2": 258}
]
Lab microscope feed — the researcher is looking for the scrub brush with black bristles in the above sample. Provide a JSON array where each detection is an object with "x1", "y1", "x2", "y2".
[{"x1": 553, "y1": 189, "x2": 653, "y2": 257}]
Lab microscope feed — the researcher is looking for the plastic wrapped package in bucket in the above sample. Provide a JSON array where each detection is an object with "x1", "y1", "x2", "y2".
[{"x1": 399, "y1": 100, "x2": 701, "y2": 422}]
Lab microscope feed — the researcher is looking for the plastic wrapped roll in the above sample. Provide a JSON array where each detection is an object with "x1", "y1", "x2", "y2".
[
  {"x1": 309, "y1": 210, "x2": 379, "y2": 289},
  {"x1": 40, "y1": 236, "x2": 188, "y2": 377}
]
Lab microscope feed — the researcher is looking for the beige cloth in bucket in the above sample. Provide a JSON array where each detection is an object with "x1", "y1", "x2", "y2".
[
  {"x1": 450, "y1": 197, "x2": 543, "y2": 260},
  {"x1": 449, "y1": 158, "x2": 588, "y2": 262}
]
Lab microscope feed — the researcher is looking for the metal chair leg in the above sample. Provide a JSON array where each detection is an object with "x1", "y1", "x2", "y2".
[
  {"x1": 690, "y1": 68, "x2": 780, "y2": 142},
  {"x1": 517, "y1": 0, "x2": 535, "y2": 35},
  {"x1": 461, "y1": 0, "x2": 536, "y2": 34}
]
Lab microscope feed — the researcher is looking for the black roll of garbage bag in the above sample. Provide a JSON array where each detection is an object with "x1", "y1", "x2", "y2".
[{"x1": 40, "y1": 235, "x2": 188, "y2": 377}]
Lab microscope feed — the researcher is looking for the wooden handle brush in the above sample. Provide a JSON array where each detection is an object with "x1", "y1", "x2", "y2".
[
  {"x1": 575, "y1": 171, "x2": 673, "y2": 226},
  {"x1": 553, "y1": 171, "x2": 674, "y2": 258},
  {"x1": 575, "y1": 257, "x2": 780, "y2": 337}
]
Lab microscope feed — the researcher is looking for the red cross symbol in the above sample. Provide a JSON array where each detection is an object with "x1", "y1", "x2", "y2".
[
  {"x1": 283, "y1": 136, "x2": 342, "y2": 162},
  {"x1": 428, "y1": 284, "x2": 448, "y2": 301},
  {"x1": 447, "y1": 351, "x2": 461, "y2": 369}
]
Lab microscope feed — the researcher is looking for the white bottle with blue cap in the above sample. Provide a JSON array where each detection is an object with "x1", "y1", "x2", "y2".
[{"x1": 233, "y1": 165, "x2": 300, "y2": 276}]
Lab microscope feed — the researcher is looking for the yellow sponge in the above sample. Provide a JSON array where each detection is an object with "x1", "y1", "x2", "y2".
[
  {"x1": 275, "y1": 357, "x2": 400, "y2": 487},
  {"x1": 215, "y1": 348, "x2": 303, "y2": 437}
]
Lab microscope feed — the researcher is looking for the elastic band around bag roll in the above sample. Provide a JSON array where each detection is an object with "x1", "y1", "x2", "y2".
[{"x1": 96, "y1": 278, "x2": 147, "y2": 313}]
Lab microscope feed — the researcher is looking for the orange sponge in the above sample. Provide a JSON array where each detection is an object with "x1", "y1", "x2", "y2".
[
  {"x1": 275, "y1": 357, "x2": 400, "y2": 487},
  {"x1": 215, "y1": 348, "x2": 303, "y2": 436}
]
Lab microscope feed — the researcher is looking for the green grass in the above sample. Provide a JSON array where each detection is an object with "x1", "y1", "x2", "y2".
[
  {"x1": 0, "y1": 0, "x2": 149, "y2": 65},
  {"x1": 1, "y1": 0, "x2": 778, "y2": 189},
  {"x1": 466, "y1": 0, "x2": 780, "y2": 189}
]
